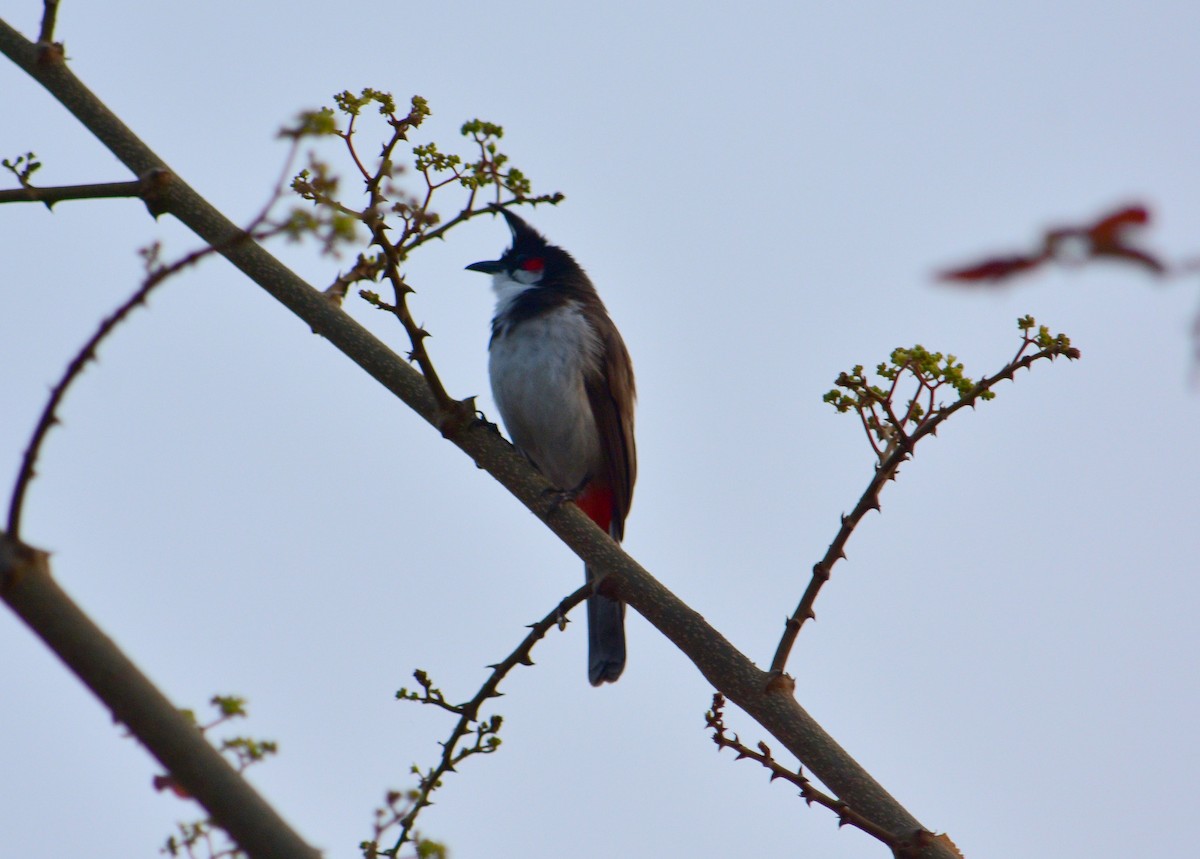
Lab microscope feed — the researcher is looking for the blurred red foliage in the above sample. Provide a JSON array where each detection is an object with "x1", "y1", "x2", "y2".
[{"x1": 939, "y1": 204, "x2": 1166, "y2": 285}]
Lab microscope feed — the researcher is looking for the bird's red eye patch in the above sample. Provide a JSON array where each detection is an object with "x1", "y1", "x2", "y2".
[{"x1": 520, "y1": 257, "x2": 545, "y2": 272}]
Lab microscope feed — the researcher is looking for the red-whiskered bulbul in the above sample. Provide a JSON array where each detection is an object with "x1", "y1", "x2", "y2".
[{"x1": 467, "y1": 209, "x2": 636, "y2": 686}]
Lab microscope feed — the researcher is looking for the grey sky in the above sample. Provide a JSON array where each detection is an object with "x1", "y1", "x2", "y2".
[{"x1": 2, "y1": 2, "x2": 1198, "y2": 857}]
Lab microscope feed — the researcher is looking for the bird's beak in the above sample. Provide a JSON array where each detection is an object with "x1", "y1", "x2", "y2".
[{"x1": 466, "y1": 260, "x2": 504, "y2": 274}]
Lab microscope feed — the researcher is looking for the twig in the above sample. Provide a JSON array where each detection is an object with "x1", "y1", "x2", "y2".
[
  {"x1": 0, "y1": 174, "x2": 165, "y2": 206},
  {"x1": 6, "y1": 143, "x2": 297, "y2": 538},
  {"x1": 399, "y1": 195, "x2": 562, "y2": 255},
  {"x1": 385, "y1": 583, "x2": 591, "y2": 856},
  {"x1": 37, "y1": 0, "x2": 58, "y2": 45},
  {"x1": 6, "y1": 244, "x2": 199, "y2": 536},
  {"x1": 706, "y1": 694, "x2": 923, "y2": 850},
  {"x1": 769, "y1": 323, "x2": 1079, "y2": 677}
]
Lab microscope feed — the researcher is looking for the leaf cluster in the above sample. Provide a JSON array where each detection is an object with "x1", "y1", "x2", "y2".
[
  {"x1": 2, "y1": 150, "x2": 40, "y2": 186},
  {"x1": 824, "y1": 316, "x2": 1074, "y2": 459},
  {"x1": 280, "y1": 90, "x2": 559, "y2": 271}
]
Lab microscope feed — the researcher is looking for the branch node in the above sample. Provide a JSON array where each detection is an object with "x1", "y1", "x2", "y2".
[{"x1": 763, "y1": 671, "x2": 795, "y2": 695}]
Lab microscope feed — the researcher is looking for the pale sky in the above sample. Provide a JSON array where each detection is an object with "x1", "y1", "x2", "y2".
[{"x1": 2, "y1": 3, "x2": 1199, "y2": 857}]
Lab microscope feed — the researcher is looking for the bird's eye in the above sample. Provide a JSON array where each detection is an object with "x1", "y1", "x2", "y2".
[{"x1": 519, "y1": 257, "x2": 545, "y2": 273}]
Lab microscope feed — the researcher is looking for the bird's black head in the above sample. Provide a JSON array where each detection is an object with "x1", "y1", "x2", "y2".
[{"x1": 465, "y1": 209, "x2": 580, "y2": 287}]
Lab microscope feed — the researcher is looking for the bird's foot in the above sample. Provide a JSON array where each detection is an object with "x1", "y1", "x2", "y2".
[{"x1": 541, "y1": 476, "x2": 590, "y2": 514}]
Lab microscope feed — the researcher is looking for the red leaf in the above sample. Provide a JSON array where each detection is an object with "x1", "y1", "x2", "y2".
[
  {"x1": 1086, "y1": 205, "x2": 1150, "y2": 246},
  {"x1": 938, "y1": 254, "x2": 1045, "y2": 283},
  {"x1": 1079, "y1": 204, "x2": 1165, "y2": 274}
]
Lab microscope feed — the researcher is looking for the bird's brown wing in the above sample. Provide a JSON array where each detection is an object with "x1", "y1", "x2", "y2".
[{"x1": 585, "y1": 320, "x2": 636, "y2": 541}]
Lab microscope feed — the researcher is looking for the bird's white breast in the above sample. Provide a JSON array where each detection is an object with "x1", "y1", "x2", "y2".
[{"x1": 489, "y1": 298, "x2": 603, "y2": 490}]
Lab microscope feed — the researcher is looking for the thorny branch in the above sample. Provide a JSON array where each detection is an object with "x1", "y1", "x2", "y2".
[
  {"x1": 367, "y1": 583, "x2": 592, "y2": 858},
  {"x1": 768, "y1": 317, "x2": 1080, "y2": 678},
  {"x1": 8, "y1": 242, "x2": 210, "y2": 536},
  {"x1": 706, "y1": 695, "x2": 960, "y2": 859},
  {"x1": 5, "y1": 142, "x2": 301, "y2": 537},
  {"x1": 707, "y1": 694, "x2": 906, "y2": 846}
]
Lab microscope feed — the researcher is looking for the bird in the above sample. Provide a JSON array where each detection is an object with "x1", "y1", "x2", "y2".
[{"x1": 467, "y1": 209, "x2": 636, "y2": 685}]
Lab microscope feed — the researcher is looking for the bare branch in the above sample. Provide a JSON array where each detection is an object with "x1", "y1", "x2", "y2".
[
  {"x1": 6, "y1": 239, "x2": 204, "y2": 536},
  {"x1": 706, "y1": 694, "x2": 920, "y2": 850},
  {"x1": 0, "y1": 534, "x2": 321, "y2": 859},
  {"x1": 386, "y1": 583, "x2": 591, "y2": 855},
  {"x1": 5, "y1": 141, "x2": 298, "y2": 538}
]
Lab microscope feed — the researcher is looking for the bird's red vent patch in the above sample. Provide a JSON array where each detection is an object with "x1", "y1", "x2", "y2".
[{"x1": 575, "y1": 483, "x2": 614, "y2": 534}]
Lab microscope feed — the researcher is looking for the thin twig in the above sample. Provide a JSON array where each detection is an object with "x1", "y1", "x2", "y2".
[
  {"x1": 0, "y1": 169, "x2": 170, "y2": 207},
  {"x1": 400, "y1": 195, "x2": 561, "y2": 256},
  {"x1": 349, "y1": 106, "x2": 462, "y2": 417},
  {"x1": 37, "y1": 0, "x2": 58, "y2": 45},
  {"x1": 387, "y1": 583, "x2": 591, "y2": 856},
  {"x1": 0, "y1": 178, "x2": 136, "y2": 204},
  {"x1": 707, "y1": 694, "x2": 925, "y2": 851},
  {"x1": 7, "y1": 243, "x2": 211, "y2": 535},
  {"x1": 6, "y1": 143, "x2": 299, "y2": 538},
  {"x1": 769, "y1": 334, "x2": 1079, "y2": 677}
]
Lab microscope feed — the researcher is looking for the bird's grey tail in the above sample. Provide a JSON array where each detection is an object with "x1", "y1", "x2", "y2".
[{"x1": 586, "y1": 565, "x2": 626, "y2": 686}]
